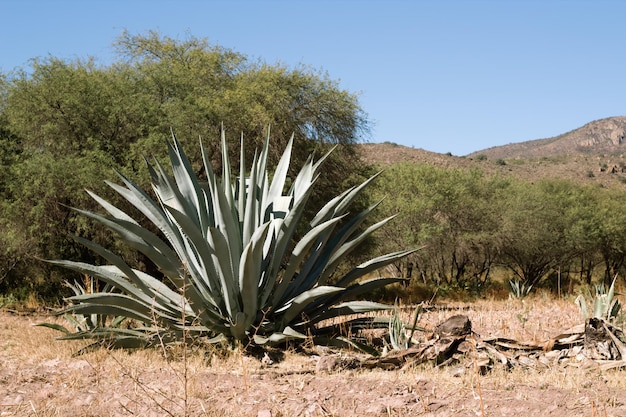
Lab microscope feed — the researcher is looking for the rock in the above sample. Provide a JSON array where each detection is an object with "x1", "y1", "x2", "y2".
[
  {"x1": 432, "y1": 315, "x2": 472, "y2": 340},
  {"x1": 316, "y1": 356, "x2": 340, "y2": 373}
]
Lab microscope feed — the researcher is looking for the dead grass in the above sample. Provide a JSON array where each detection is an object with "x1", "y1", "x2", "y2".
[{"x1": 1, "y1": 297, "x2": 625, "y2": 416}]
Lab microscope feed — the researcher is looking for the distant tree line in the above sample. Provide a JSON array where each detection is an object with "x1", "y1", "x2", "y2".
[{"x1": 371, "y1": 162, "x2": 626, "y2": 295}]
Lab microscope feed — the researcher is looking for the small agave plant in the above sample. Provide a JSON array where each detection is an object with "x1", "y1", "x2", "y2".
[
  {"x1": 508, "y1": 278, "x2": 533, "y2": 300},
  {"x1": 44, "y1": 129, "x2": 414, "y2": 351},
  {"x1": 575, "y1": 276, "x2": 621, "y2": 322}
]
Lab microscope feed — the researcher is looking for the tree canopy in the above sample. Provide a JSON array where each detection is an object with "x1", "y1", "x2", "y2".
[
  {"x1": 0, "y1": 31, "x2": 371, "y2": 299},
  {"x1": 371, "y1": 162, "x2": 626, "y2": 296}
]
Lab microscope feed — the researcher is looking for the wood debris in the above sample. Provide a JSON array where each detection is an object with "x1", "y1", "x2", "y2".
[{"x1": 361, "y1": 314, "x2": 626, "y2": 371}]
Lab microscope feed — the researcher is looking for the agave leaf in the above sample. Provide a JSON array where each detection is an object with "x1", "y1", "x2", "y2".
[
  {"x1": 165, "y1": 207, "x2": 224, "y2": 296},
  {"x1": 242, "y1": 150, "x2": 261, "y2": 246},
  {"x1": 280, "y1": 286, "x2": 345, "y2": 325},
  {"x1": 67, "y1": 293, "x2": 182, "y2": 325},
  {"x1": 336, "y1": 248, "x2": 420, "y2": 287},
  {"x1": 309, "y1": 187, "x2": 353, "y2": 228},
  {"x1": 332, "y1": 172, "x2": 381, "y2": 215},
  {"x1": 289, "y1": 155, "x2": 318, "y2": 202},
  {"x1": 167, "y1": 134, "x2": 210, "y2": 232},
  {"x1": 300, "y1": 280, "x2": 399, "y2": 324},
  {"x1": 75, "y1": 337, "x2": 151, "y2": 355},
  {"x1": 206, "y1": 226, "x2": 239, "y2": 316},
  {"x1": 105, "y1": 174, "x2": 188, "y2": 265},
  {"x1": 310, "y1": 172, "x2": 381, "y2": 227},
  {"x1": 85, "y1": 189, "x2": 138, "y2": 225},
  {"x1": 253, "y1": 326, "x2": 308, "y2": 345},
  {"x1": 47, "y1": 260, "x2": 167, "y2": 311},
  {"x1": 325, "y1": 215, "x2": 396, "y2": 270},
  {"x1": 271, "y1": 216, "x2": 346, "y2": 307},
  {"x1": 57, "y1": 327, "x2": 154, "y2": 341},
  {"x1": 258, "y1": 128, "x2": 271, "y2": 184},
  {"x1": 206, "y1": 333, "x2": 228, "y2": 344},
  {"x1": 323, "y1": 199, "x2": 384, "y2": 254},
  {"x1": 61, "y1": 313, "x2": 87, "y2": 330},
  {"x1": 608, "y1": 275, "x2": 617, "y2": 302},
  {"x1": 262, "y1": 179, "x2": 318, "y2": 307},
  {"x1": 306, "y1": 300, "x2": 393, "y2": 326},
  {"x1": 280, "y1": 217, "x2": 349, "y2": 303},
  {"x1": 208, "y1": 174, "x2": 242, "y2": 282},
  {"x1": 150, "y1": 157, "x2": 192, "y2": 220},
  {"x1": 64, "y1": 329, "x2": 155, "y2": 355},
  {"x1": 68, "y1": 235, "x2": 153, "y2": 295},
  {"x1": 201, "y1": 133, "x2": 241, "y2": 263},
  {"x1": 230, "y1": 311, "x2": 248, "y2": 340},
  {"x1": 256, "y1": 132, "x2": 271, "y2": 221},
  {"x1": 321, "y1": 335, "x2": 381, "y2": 357},
  {"x1": 71, "y1": 214, "x2": 181, "y2": 280},
  {"x1": 110, "y1": 315, "x2": 126, "y2": 328},
  {"x1": 575, "y1": 295, "x2": 589, "y2": 319},
  {"x1": 239, "y1": 222, "x2": 273, "y2": 325},
  {"x1": 62, "y1": 303, "x2": 154, "y2": 325},
  {"x1": 36, "y1": 322, "x2": 71, "y2": 334},
  {"x1": 218, "y1": 129, "x2": 235, "y2": 216},
  {"x1": 266, "y1": 135, "x2": 293, "y2": 213},
  {"x1": 315, "y1": 215, "x2": 398, "y2": 287},
  {"x1": 306, "y1": 277, "x2": 408, "y2": 316},
  {"x1": 610, "y1": 300, "x2": 621, "y2": 320}
]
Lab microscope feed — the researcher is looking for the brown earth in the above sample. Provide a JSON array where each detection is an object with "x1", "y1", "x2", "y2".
[
  {"x1": 2, "y1": 298, "x2": 625, "y2": 416},
  {"x1": 466, "y1": 116, "x2": 626, "y2": 160},
  {"x1": 359, "y1": 116, "x2": 626, "y2": 188},
  {"x1": 359, "y1": 142, "x2": 626, "y2": 188}
]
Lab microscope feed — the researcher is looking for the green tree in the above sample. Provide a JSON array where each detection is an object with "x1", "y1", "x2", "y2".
[
  {"x1": 499, "y1": 179, "x2": 579, "y2": 288},
  {"x1": 562, "y1": 185, "x2": 604, "y2": 286},
  {"x1": 372, "y1": 163, "x2": 508, "y2": 292},
  {"x1": 592, "y1": 189, "x2": 626, "y2": 285},
  {"x1": 0, "y1": 31, "x2": 372, "y2": 300}
]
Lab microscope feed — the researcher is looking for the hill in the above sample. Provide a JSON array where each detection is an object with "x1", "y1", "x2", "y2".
[
  {"x1": 360, "y1": 116, "x2": 626, "y2": 187},
  {"x1": 467, "y1": 116, "x2": 626, "y2": 159}
]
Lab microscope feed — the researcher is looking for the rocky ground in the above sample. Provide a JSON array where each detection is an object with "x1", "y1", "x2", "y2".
[{"x1": 1, "y1": 298, "x2": 625, "y2": 416}]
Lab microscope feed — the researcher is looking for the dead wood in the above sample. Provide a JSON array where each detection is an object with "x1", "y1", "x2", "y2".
[{"x1": 361, "y1": 314, "x2": 626, "y2": 371}]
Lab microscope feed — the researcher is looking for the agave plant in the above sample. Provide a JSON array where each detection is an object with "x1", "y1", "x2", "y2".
[
  {"x1": 508, "y1": 278, "x2": 533, "y2": 300},
  {"x1": 38, "y1": 276, "x2": 136, "y2": 351},
  {"x1": 46, "y1": 129, "x2": 414, "y2": 350},
  {"x1": 575, "y1": 276, "x2": 621, "y2": 322},
  {"x1": 388, "y1": 304, "x2": 423, "y2": 351}
]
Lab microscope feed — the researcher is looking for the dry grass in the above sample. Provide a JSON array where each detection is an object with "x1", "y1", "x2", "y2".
[{"x1": 1, "y1": 297, "x2": 625, "y2": 416}]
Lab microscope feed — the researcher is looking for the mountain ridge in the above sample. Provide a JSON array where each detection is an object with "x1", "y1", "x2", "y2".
[
  {"x1": 360, "y1": 116, "x2": 626, "y2": 187},
  {"x1": 467, "y1": 116, "x2": 626, "y2": 159}
]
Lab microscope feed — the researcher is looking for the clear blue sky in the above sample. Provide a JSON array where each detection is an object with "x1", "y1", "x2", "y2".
[{"x1": 2, "y1": 0, "x2": 624, "y2": 156}]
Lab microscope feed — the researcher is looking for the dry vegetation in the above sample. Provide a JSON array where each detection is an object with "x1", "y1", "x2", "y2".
[
  {"x1": 2, "y1": 296, "x2": 625, "y2": 416},
  {"x1": 360, "y1": 142, "x2": 626, "y2": 189},
  {"x1": 360, "y1": 116, "x2": 626, "y2": 188}
]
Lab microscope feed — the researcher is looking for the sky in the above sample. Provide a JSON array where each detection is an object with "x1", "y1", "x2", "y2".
[{"x1": 2, "y1": 0, "x2": 625, "y2": 156}]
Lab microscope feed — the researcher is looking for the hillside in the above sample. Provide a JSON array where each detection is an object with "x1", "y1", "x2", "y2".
[
  {"x1": 360, "y1": 116, "x2": 626, "y2": 187},
  {"x1": 468, "y1": 116, "x2": 626, "y2": 159}
]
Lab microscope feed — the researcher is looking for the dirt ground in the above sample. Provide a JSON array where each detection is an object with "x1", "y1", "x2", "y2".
[{"x1": 1, "y1": 298, "x2": 626, "y2": 416}]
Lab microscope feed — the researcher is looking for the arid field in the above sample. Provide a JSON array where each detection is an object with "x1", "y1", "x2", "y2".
[{"x1": 1, "y1": 296, "x2": 625, "y2": 417}]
